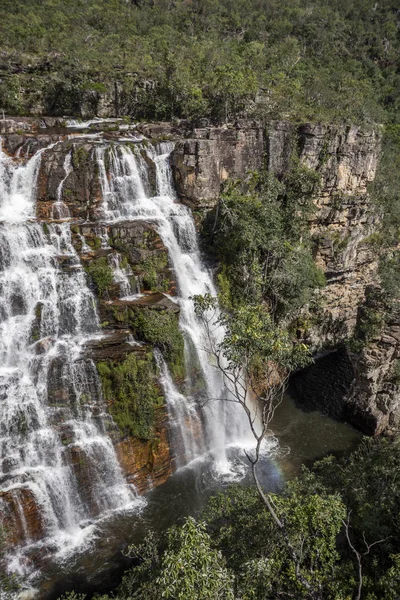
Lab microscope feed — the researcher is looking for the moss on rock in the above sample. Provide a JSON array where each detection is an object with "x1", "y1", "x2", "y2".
[
  {"x1": 97, "y1": 352, "x2": 162, "y2": 440},
  {"x1": 85, "y1": 256, "x2": 114, "y2": 298},
  {"x1": 111, "y1": 306, "x2": 185, "y2": 380},
  {"x1": 136, "y1": 253, "x2": 169, "y2": 292}
]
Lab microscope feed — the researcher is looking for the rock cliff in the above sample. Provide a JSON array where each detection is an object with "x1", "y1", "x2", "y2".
[
  {"x1": 141, "y1": 118, "x2": 398, "y2": 435},
  {"x1": 0, "y1": 115, "x2": 397, "y2": 560}
]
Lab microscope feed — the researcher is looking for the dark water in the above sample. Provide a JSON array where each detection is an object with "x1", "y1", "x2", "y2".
[{"x1": 32, "y1": 394, "x2": 362, "y2": 599}]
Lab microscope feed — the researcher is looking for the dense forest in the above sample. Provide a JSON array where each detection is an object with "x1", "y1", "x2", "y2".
[
  {"x1": 0, "y1": 0, "x2": 399, "y2": 124},
  {"x1": 53, "y1": 437, "x2": 400, "y2": 600}
]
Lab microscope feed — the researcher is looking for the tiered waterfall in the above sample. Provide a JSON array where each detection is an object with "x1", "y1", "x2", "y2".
[{"x1": 0, "y1": 133, "x2": 255, "y2": 583}]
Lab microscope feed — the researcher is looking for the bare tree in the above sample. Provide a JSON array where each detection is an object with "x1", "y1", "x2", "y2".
[
  {"x1": 343, "y1": 512, "x2": 390, "y2": 600},
  {"x1": 193, "y1": 294, "x2": 321, "y2": 599}
]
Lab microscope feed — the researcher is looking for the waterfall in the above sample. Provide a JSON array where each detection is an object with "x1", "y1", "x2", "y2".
[
  {"x1": 52, "y1": 152, "x2": 72, "y2": 219},
  {"x1": 96, "y1": 142, "x2": 254, "y2": 473},
  {"x1": 154, "y1": 350, "x2": 203, "y2": 468},
  {"x1": 0, "y1": 131, "x2": 272, "y2": 588},
  {"x1": 0, "y1": 143, "x2": 140, "y2": 575}
]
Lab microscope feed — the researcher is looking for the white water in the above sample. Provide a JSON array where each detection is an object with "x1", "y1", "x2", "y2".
[
  {"x1": 0, "y1": 134, "x2": 272, "y2": 591},
  {"x1": 155, "y1": 350, "x2": 203, "y2": 468},
  {"x1": 0, "y1": 143, "x2": 141, "y2": 577},
  {"x1": 52, "y1": 152, "x2": 72, "y2": 219},
  {"x1": 96, "y1": 141, "x2": 255, "y2": 473}
]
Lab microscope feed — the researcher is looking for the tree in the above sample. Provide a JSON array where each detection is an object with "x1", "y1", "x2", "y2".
[
  {"x1": 204, "y1": 483, "x2": 347, "y2": 600},
  {"x1": 203, "y1": 170, "x2": 324, "y2": 319},
  {"x1": 192, "y1": 294, "x2": 327, "y2": 597},
  {"x1": 117, "y1": 518, "x2": 234, "y2": 600}
]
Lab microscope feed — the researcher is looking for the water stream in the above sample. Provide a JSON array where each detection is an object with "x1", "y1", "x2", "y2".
[{"x1": 95, "y1": 141, "x2": 256, "y2": 472}]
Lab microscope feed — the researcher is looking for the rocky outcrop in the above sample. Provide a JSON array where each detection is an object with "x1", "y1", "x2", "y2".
[
  {"x1": 0, "y1": 488, "x2": 45, "y2": 547},
  {"x1": 170, "y1": 121, "x2": 265, "y2": 208},
  {"x1": 293, "y1": 285, "x2": 400, "y2": 434},
  {"x1": 294, "y1": 124, "x2": 381, "y2": 348},
  {"x1": 115, "y1": 407, "x2": 173, "y2": 494},
  {"x1": 345, "y1": 289, "x2": 400, "y2": 434}
]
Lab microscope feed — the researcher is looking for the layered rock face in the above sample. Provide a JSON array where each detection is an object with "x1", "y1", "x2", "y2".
[
  {"x1": 0, "y1": 115, "x2": 396, "y2": 565},
  {"x1": 170, "y1": 121, "x2": 265, "y2": 208},
  {"x1": 146, "y1": 118, "x2": 398, "y2": 434}
]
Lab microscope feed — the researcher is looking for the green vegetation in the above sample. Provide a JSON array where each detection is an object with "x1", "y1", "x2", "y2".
[
  {"x1": 97, "y1": 352, "x2": 161, "y2": 440},
  {"x1": 111, "y1": 306, "x2": 185, "y2": 380},
  {"x1": 85, "y1": 236, "x2": 102, "y2": 251},
  {"x1": 117, "y1": 519, "x2": 235, "y2": 600},
  {"x1": 203, "y1": 166, "x2": 325, "y2": 321},
  {"x1": 62, "y1": 437, "x2": 400, "y2": 599},
  {"x1": 365, "y1": 125, "x2": 400, "y2": 308},
  {"x1": 85, "y1": 256, "x2": 114, "y2": 298},
  {"x1": 0, "y1": 0, "x2": 399, "y2": 125},
  {"x1": 72, "y1": 146, "x2": 90, "y2": 170},
  {"x1": 136, "y1": 253, "x2": 169, "y2": 292},
  {"x1": 350, "y1": 286, "x2": 387, "y2": 351}
]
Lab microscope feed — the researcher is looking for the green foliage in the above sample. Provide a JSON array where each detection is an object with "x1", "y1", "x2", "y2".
[
  {"x1": 136, "y1": 253, "x2": 169, "y2": 292},
  {"x1": 85, "y1": 257, "x2": 114, "y2": 298},
  {"x1": 312, "y1": 437, "x2": 400, "y2": 598},
  {"x1": 221, "y1": 299, "x2": 309, "y2": 371},
  {"x1": 57, "y1": 437, "x2": 400, "y2": 599},
  {"x1": 72, "y1": 146, "x2": 90, "y2": 170},
  {"x1": 118, "y1": 518, "x2": 234, "y2": 600},
  {"x1": 129, "y1": 309, "x2": 185, "y2": 380},
  {"x1": 97, "y1": 352, "x2": 161, "y2": 440},
  {"x1": 203, "y1": 167, "x2": 324, "y2": 321},
  {"x1": 315, "y1": 437, "x2": 400, "y2": 550},
  {"x1": 353, "y1": 305, "x2": 385, "y2": 348},
  {"x1": 156, "y1": 518, "x2": 234, "y2": 599},
  {"x1": 118, "y1": 531, "x2": 161, "y2": 600},
  {"x1": 379, "y1": 253, "x2": 400, "y2": 301},
  {"x1": 350, "y1": 286, "x2": 388, "y2": 351},
  {"x1": 112, "y1": 307, "x2": 185, "y2": 380},
  {"x1": 370, "y1": 126, "x2": 400, "y2": 248},
  {"x1": 203, "y1": 483, "x2": 347, "y2": 599},
  {"x1": 57, "y1": 594, "x2": 86, "y2": 600},
  {"x1": 0, "y1": 0, "x2": 397, "y2": 123}
]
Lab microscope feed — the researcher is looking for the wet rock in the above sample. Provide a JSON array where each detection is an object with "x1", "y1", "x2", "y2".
[
  {"x1": 83, "y1": 330, "x2": 147, "y2": 362},
  {"x1": 0, "y1": 487, "x2": 45, "y2": 546},
  {"x1": 37, "y1": 140, "x2": 102, "y2": 221},
  {"x1": 114, "y1": 407, "x2": 172, "y2": 494}
]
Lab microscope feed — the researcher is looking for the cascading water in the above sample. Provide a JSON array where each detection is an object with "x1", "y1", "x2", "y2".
[
  {"x1": 0, "y1": 130, "x2": 275, "y2": 595},
  {"x1": 0, "y1": 142, "x2": 141, "y2": 578},
  {"x1": 52, "y1": 152, "x2": 72, "y2": 219},
  {"x1": 96, "y1": 141, "x2": 256, "y2": 473}
]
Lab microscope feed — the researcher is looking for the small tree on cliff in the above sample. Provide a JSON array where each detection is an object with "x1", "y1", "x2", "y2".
[{"x1": 192, "y1": 294, "x2": 330, "y2": 599}]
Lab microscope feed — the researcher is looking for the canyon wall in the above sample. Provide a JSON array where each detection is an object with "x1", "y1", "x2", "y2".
[
  {"x1": 144, "y1": 118, "x2": 398, "y2": 435},
  {"x1": 0, "y1": 115, "x2": 398, "y2": 565}
]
